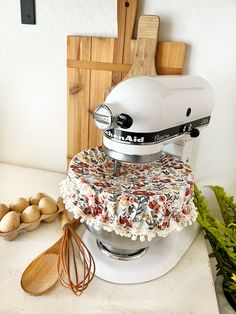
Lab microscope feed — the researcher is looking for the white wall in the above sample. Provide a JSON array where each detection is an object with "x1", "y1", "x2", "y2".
[
  {"x1": 0, "y1": 0, "x2": 117, "y2": 172},
  {"x1": 0, "y1": 0, "x2": 235, "y2": 195}
]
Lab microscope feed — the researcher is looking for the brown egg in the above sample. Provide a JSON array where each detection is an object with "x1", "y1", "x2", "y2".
[
  {"x1": 21, "y1": 205, "x2": 41, "y2": 223},
  {"x1": 10, "y1": 197, "x2": 29, "y2": 213},
  {"x1": 30, "y1": 192, "x2": 45, "y2": 205},
  {"x1": 0, "y1": 211, "x2": 20, "y2": 233},
  {"x1": 38, "y1": 197, "x2": 58, "y2": 215},
  {"x1": 0, "y1": 204, "x2": 9, "y2": 220}
]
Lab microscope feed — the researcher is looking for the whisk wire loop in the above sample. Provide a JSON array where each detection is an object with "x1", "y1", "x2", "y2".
[{"x1": 57, "y1": 223, "x2": 96, "y2": 295}]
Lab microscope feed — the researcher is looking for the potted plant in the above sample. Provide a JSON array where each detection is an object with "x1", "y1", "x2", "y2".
[{"x1": 194, "y1": 185, "x2": 236, "y2": 310}]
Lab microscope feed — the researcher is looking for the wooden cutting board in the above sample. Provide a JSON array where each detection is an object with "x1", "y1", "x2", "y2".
[{"x1": 67, "y1": 0, "x2": 186, "y2": 165}]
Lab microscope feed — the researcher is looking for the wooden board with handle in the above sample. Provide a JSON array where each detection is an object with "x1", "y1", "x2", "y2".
[{"x1": 67, "y1": 0, "x2": 186, "y2": 165}]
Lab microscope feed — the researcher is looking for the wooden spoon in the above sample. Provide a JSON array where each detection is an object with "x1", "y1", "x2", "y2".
[
  {"x1": 21, "y1": 199, "x2": 78, "y2": 296},
  {"x1": 21, "y1": 239, "x2": 61, "y2": 295}
]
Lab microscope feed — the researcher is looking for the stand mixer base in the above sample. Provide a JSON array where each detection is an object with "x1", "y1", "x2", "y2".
[{"x1": 78, "y1": 223, "x2": 200, "y2": 284}]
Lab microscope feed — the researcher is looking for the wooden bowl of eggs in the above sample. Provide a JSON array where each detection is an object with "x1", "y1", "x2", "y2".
[{"x1": 0, "y1": 193, "x2": 63, "y2": 240}]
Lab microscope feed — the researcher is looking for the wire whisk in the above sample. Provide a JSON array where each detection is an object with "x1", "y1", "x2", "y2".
[{"x1": 57, "y1": 198, "x2": 95, "y2": 295}]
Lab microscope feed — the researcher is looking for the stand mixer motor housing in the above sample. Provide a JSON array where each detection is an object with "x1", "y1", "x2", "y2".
[{"x1": 94, "y1": 75, "x2": 214, "y2": 166}]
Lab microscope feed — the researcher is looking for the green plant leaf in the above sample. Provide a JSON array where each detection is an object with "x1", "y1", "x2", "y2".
[{"x1": 194, "y1": 185, "x2": 236, "y2": 304}]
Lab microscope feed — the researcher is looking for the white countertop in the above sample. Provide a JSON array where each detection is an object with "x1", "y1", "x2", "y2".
[{"x1": 0, "y1": 162, "x2": 219, "y2": 314}]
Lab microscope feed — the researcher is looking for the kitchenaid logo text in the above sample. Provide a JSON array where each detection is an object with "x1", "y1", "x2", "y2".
[
  {"x1": 105, "y1": 130, "x2": 145, "y2": 143},
  {"x1": 104, "y1": 116, "x2": 211, "y2": 144}
]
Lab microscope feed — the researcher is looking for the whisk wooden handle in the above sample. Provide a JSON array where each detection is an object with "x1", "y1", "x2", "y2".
[
  {"x1": 61, "y1": 210, "x2": 72, "y2": 228},
  {"x1": 57, "y1": 197, "x2": 72, "y2": 228},
  {"x1": 57, "y1": 197, "x2": 81, "y2": 230}
]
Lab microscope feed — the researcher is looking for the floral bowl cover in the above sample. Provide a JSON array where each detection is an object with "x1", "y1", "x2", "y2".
[{"x1": 60, "y1": 146, "x2": 197, "y2": 241}]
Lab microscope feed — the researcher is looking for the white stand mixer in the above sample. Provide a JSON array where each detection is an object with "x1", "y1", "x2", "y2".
[{"x1": 77, "y1": 75, "x2": 214, "y2": 284}]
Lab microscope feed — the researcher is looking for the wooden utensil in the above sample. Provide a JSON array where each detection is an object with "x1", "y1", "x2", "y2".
[
  {"x1": 126, "y1": 15, "x2": 159, "y2": 78},
  {"x1": 21, "y1": 201, "x2": 79, "y2": 296},
  {"x1": 57, "y1": 198, "x2": 95, "y2": 296},
  {"x1": 21, "y1": 238, "x2": 61, "y2": 295},
  {"x1": 21, "y1": 199, "x2": 95, "y2": 296},
  {"x1": 105, "y1": 14, "x2": 159, "y2": 97}
]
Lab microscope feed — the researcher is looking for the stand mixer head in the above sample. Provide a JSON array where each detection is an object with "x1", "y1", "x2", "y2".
[{"x1": 94, "y1": 75, "x2": 214, "y2": 175}]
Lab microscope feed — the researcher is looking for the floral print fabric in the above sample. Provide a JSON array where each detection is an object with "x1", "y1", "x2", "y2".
[{"x1": 60, "y1": 146, "x2": 197, "y2": 241}]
